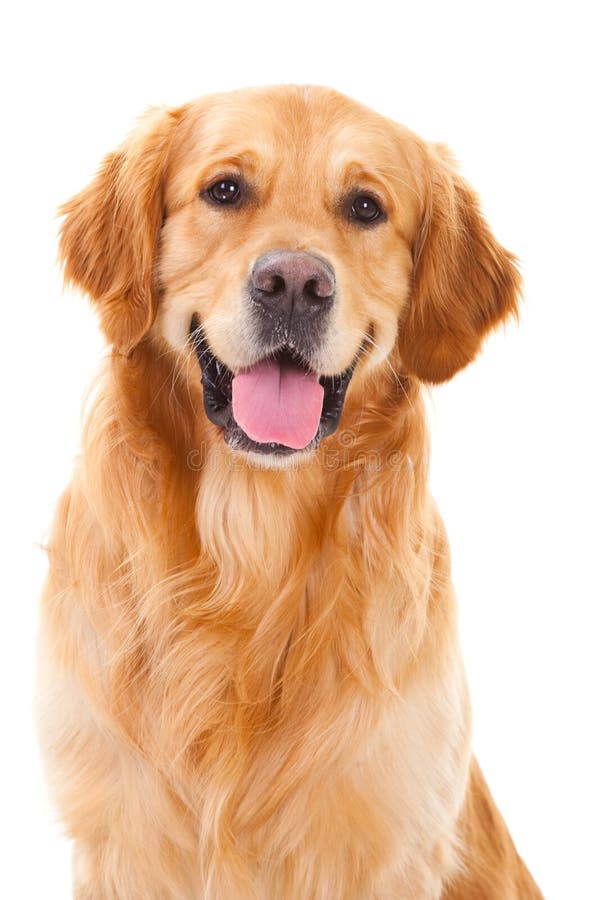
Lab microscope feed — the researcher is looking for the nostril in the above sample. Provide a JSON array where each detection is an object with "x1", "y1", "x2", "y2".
[
  {"x1": 306, "y1": 273, "x2": 334, "y2": 300},
  {"x1": 270, "y1": 274, "x2": 286, "y2": 295},
  {"x1": 253, "y1": 269, "x2": 286, "y2": 295},
  {"x1": 304, "y1": 278, "x2": 322, "y2": 301}
]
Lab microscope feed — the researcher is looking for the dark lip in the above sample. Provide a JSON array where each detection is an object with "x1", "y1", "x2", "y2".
[{"x1": 189, "y1": 315, "x2": 361, "y2": 456}]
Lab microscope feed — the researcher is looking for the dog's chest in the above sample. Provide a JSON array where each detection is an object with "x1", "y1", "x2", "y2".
[{"x1": 190, "y1": 650, "x2": 470, "y2": 898}]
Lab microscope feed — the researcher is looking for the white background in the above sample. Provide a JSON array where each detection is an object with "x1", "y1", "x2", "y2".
[{"x1": 2, "y1": 1, "x2": 599, "y2": 897}]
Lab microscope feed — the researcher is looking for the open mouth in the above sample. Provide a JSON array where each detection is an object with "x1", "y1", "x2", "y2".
[{"x1": 190, "y1": 316, "x2": 360, "y2": 456}]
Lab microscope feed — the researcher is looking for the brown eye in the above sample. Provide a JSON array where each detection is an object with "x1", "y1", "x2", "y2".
[
  {"x1": 206, "y1": 179, "x2": 241, "y2": 205},
  {"x1": 350, "y1": 194, "x2": 382, "y2": 224}
]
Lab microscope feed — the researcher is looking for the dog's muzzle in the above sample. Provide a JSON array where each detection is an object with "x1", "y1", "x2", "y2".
[{"x1": 190, "y1": 251, "x2": 364, "y2": 457}]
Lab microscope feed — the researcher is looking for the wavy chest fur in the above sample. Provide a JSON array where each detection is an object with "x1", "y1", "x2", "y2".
[{"x1": 137, "y1": 448, "x2": 471, "y2": 896}]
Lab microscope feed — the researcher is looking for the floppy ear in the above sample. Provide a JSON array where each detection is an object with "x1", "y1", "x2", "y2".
[
  {"x1": 398, "y1": 143, "x2": 521, "y2": 383},
  {"x1": 59, "y1": 107, "x2": 181, "y2": 352}
]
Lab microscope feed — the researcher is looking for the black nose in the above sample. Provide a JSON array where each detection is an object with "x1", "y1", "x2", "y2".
[{"x1": 250, "y1": 250, "x2": 335, "y2": 320}]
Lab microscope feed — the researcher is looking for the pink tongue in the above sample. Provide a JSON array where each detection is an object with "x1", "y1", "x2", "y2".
[{"x1": 232, "y1": 358, "x2": 324, "y2": 450}]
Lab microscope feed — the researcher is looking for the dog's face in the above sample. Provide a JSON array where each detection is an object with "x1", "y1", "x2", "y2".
[
  {"x1": 60, "y1": 86, "x2": 520, "y2": 465},
  {"x1": 158, "y1": 88, "x2": 422, "y2": 458}
]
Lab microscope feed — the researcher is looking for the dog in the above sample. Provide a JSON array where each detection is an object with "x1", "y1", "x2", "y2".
[{"x1": 38, "y1": 85, "x2": 542, "y2": 898}]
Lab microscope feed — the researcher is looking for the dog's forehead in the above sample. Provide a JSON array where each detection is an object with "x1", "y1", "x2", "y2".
[{"x1": 166, "y1": 87, "x2": 424, "y2": 210}]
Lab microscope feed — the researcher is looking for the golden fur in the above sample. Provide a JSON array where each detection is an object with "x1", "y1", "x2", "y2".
[{"x1": 38, "y1": 86, "x2": 541, "y2": 898}]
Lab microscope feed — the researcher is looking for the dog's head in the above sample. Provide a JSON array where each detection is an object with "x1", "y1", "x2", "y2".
[{"x1": 60, "y1": 86, "x2": 520, "y2": 465}]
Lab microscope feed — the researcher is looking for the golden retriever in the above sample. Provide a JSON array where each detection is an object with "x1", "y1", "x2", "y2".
[{"x1": 38, "y1": 85, "x2": 542, "y2": 899}]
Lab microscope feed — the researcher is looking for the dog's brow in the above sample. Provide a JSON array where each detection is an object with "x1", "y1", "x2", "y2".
[{"x1": 194, "y1": 149, "x2": 263, "y2": 177}]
